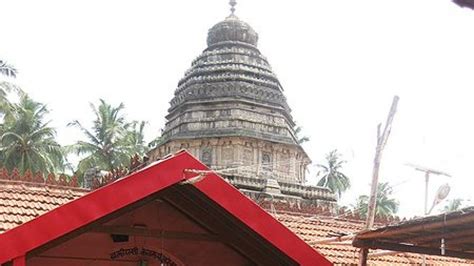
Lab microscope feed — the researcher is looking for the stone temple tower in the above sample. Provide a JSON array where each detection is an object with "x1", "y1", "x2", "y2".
[{"x1": 148, "y1": 2, "x2": 336, "y2": 207}]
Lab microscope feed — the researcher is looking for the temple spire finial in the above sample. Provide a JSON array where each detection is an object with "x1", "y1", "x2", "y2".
[{"x1": 229, "y1": 0, "x2": 237, "y2": 15}]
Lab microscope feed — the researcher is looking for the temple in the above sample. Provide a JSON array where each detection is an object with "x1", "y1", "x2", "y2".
[
  {"x1": 148, "y1": 2, "x2": 336, "y2": 209},
  {"x1": 1, "y1": 2, "x2": 473, "y2": 265}
]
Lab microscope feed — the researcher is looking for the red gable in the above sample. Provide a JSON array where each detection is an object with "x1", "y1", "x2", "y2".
[{"x1": 0, "y1": 150, "x2": 331, "y2": 265}]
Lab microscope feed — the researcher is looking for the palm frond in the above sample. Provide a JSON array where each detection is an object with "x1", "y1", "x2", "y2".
[{"x1": 0, "y1": 60, "x2": 17, "y2": 78}]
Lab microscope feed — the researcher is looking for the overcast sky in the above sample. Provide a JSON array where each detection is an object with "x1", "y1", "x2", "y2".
[{"x1": 1, "y1": 0, "x2": 474, "y2": 218}]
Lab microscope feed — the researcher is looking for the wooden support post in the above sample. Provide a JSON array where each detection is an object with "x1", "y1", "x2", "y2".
[
  {"x1": 358, "y1": 96, "x2": 399, "y2": 266},
  {"x1": 360, "y1": 248, "x2": 369, "y2": 266}
]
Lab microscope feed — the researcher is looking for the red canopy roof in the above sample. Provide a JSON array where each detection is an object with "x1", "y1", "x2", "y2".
[{"x1": 0, "y1": 150, "x2": 331, "y2": 265}]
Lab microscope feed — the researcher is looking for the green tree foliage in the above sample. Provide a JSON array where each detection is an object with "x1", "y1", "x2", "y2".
[
  {"x1": 148, "y1": 135, "x2": 163, "y2": 149},
  {"x1": 442, "y1": 198, "x2": 464, "y2": 212},
  {"x1": 294, "y1": 125, "x2": 310, "y2": 144},
  {"x1": 0, "y1": 60, "x2": 17, "y2": 78},
  {"x1": 124, "y1": 120, "x2": 149, "y2": 156},
  {"x1": 0, "y1": 60, "x2": 21, "y2": 117},
  {"x1": 316, "y1": 149, "x2": 350, "y2": 198},
  {"x1": 353, "y1": 182, "x2": 399, "y2": 219},
  {"x1": 0, "y1": 94, "x2": 64, "y2": 173},
  {"x1": 68, "y1": 99, "x2": 149, "y2": 174}
]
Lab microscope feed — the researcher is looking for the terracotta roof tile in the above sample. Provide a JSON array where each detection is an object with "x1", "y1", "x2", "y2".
[
  {"x1": 0, "y1": 179, "x2": 472, "y2": 265},
  {"x1": 0, "y1": 180, "x2": 87, "y2": 234}
]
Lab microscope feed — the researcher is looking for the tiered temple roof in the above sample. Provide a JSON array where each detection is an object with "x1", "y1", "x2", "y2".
[
  {"x1": 163, "y1": 14, "x2": 296, "y2": 145},
  {"x1": 148, "y1": 9, "x2": 334, "y2": 207}
]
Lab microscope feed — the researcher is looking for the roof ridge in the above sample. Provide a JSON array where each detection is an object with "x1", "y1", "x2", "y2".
[{"x1": 0, "y1": 179, "x2": 89, "y2": 194}]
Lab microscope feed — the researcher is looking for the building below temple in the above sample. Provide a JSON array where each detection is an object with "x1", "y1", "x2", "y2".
[{"x1": 148, "y1": 2, "x2": 336, "y2": 210}]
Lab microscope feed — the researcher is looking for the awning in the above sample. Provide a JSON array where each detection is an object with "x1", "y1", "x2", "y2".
[{"x1": 353, "y1": 207, "x2": 474, "y2": 260}]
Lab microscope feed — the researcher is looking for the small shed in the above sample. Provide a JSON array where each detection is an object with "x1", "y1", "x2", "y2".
[{"x1": 0, "y1": 150, "x2": 331, "y2": 266}]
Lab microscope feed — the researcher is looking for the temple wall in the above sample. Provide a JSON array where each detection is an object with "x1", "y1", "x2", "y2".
[{"x1": 148, "y1": 136, "x2": 310, "y2": 184}]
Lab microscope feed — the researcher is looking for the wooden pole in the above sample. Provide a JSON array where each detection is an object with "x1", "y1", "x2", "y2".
[
  {"x1": 369, "y1": 250, "x2": 401, "y2": 258},
  {"x1": 422, "y1": 172, "x2": 430, "y2": 266},
  {"x1": 310, "y1": 235, "x2": 354, "y2": 245},
  {"x1": 359, "y1": 248, "x2": 369, "y2": 265},
  {"x1": 359, "y1": 96, "x2": 399, "y2": 266}
]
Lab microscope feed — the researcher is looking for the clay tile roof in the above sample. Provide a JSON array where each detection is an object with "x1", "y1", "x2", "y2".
[
  {"x1": 0, "y1": 179, "x2": 472, "y2": 265},
  {"x1": 0, "y1": 179, "x2": 87, "y2": 233}
]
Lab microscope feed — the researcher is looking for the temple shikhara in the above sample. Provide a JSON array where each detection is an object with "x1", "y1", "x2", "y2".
[
  {"x1": 0, "y1": 1, "x2": 473, "y2": 265},
  {"x1": 147, "y1": 3, "x2": 336, "y2": 209}
]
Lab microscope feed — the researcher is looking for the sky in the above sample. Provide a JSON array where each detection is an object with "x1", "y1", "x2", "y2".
[{"x1": 1, "y1": 0, "x2": 474, "y2": 218}]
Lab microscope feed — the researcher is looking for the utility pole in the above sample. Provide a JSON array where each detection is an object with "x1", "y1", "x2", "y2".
[{"x1": 359, "y1": 96, "x2": 399, "y2": 266}]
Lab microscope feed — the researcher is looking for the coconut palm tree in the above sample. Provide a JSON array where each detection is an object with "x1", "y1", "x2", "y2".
[
  {"x1": 353, "y1": 182, "x2": 399, "y2": 219},
  {"x1": 316, "y1": 150, "x2": 350, "y2": 198},
  {"x1": 0, "y1": 94, "x2": 64, "y2": 173},
  {"x1": 68, "y1": 100, "x2": 148, "y2": 174}
]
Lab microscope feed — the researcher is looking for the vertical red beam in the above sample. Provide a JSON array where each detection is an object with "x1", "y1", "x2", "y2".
[{"x1": 12, "y1": 256, "x2": 26, "y2": 266}]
